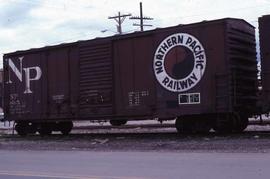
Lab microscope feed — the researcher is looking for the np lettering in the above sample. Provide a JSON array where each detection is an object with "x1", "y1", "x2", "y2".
[{"x1": 7, "y1": 56, "x2": 42, "y2": 94}]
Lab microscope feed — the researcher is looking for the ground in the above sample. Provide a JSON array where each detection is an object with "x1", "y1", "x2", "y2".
[{"x1": 2, "y1": 121, "x2": 270, "y2": 179}]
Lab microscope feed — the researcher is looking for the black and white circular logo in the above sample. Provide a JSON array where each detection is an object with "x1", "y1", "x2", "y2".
[{"x1": 153, "y1": 33, "x2": 206, "y2": 92}]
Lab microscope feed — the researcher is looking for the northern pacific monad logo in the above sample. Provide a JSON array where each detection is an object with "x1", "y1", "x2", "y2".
[{"x1": 153, "y1": 33, "x2": 206, "y2": 92}]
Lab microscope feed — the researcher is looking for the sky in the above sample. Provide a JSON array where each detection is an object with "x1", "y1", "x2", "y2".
[{"x1": 0, "y1": 0, "x2": 269, "y2": 68}]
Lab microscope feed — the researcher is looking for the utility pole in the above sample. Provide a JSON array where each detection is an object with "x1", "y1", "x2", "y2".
[
  {"x1": 108, "y1": 12, "x2": 131, "y2": 34},
  {"x1": 130, "y1": 2, "x2": 153, "y2": 31}
]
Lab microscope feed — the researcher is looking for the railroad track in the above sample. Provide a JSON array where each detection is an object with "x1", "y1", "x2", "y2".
[
  {"x1": 1, "y1": 120, "x2": 270, "y2": 137},
  {"x1": 2, "y1": 125, "x2": 270, "y2": 153},
  {"x1": 72, "y1": 121, "x2": 270, "y2": 130}
]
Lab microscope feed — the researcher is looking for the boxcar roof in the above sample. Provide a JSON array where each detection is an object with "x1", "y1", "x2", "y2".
[{"x1": 4, "y1": 17, "x2": 253, "y2": 57}]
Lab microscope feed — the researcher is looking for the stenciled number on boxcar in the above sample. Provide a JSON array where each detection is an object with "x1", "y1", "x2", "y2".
[{"x1": 153, "y1": 33, "x2": 206, "y2": 92}]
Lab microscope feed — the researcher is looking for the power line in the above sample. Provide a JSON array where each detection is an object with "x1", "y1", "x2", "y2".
[
  {"x1": 130, "y1": 2, "x2": 153, "y2": 31},
  {"x1": 108, "y1": 12, "x2": 131, "y2": 34},
  {"x1": 7, "y1": 0, "x2": 270, "y2": 22}
]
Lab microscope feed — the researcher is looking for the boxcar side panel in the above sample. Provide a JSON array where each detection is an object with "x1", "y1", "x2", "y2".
[
  {"x1": 4, "y1": 52, "x2": 46, "y2": 120},
  {"x1": 4, "y1": 44, "x2": 79, "y2": 121},
  {"x1": 113, "y1": 35, "x2": 156, "y2": 118},
  {"x1": 152, "y1": 22, "x2": 227, "y2": 118},
  {"x1": 78, "y1": 40, "x2": 114, "y2": 117},
  {"x1": 226, "y1": 20, "x2": 257, "y2": 114},
  {"x1": 47, "y1": 46, "x2": 78, "y2": 119}
]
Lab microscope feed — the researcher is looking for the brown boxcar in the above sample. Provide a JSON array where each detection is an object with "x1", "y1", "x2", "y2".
[
  {"x1": 3, "y1": 18, "x2": 258, "y2": 135},
  {"x1": 259, "y1": 15, "x2": 270, "y2": 112},
  {"x1": 0, "y1": 69, "x2": 3, "y2": 109}
]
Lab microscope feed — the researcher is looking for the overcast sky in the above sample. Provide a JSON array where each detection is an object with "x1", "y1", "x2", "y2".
[{"x1": 0, "y1": 0, "x2": 269, "y2": 67}]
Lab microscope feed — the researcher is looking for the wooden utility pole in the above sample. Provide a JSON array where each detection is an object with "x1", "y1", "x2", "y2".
[
  {"x1": 130, "y1": 2, "x2": 153, "y2": 31},
  {"x1": 108, "y1": 12, "x2": 131, "y2": 34}
]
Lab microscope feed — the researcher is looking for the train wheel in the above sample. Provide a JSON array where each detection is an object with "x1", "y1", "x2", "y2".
[
  {"x1": 59, "y1": 121, "x2": 73, "y2": 135},
  {"x1": 38, "y1": 123, "x2": 52, "y2": 136},
  {"x1": 15, "y1": 122, "x2": 29, "y2": 136},
  {"x1": 175, "y1": 117, "x2": 194, "y2": 134},
  {"x1": 109, "y1": 120, "x2": 127, "y2": 126},
  {"x1": 194, "y1": 119, "x2": 212, "y2": 134},
  {"x1": 175, "y1": 117, "x2": 184, "y2": 133},
  {"x1": 238, "y1": 116, "x2": 248, "y2": 132},
  {"x1": 213, "y1": 114, "x2": 233, "y2": 134},
  {"x1": 28, "y1": 123, "x2": 38, "y2": 134},
  {"x1": 176, "y1": 117, "x2": 212, "y2": 134},
  {"x1": 232, "y1": 114, "x2": 248, "y2": 133}
]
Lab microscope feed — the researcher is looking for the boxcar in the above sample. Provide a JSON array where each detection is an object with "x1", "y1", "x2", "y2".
[
  {"x1": 259, "y1": 15, "x2": 270, "y2": 112},
  {"x1": 3, "y1": 18, "x2": 258, "y2": 135}
]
